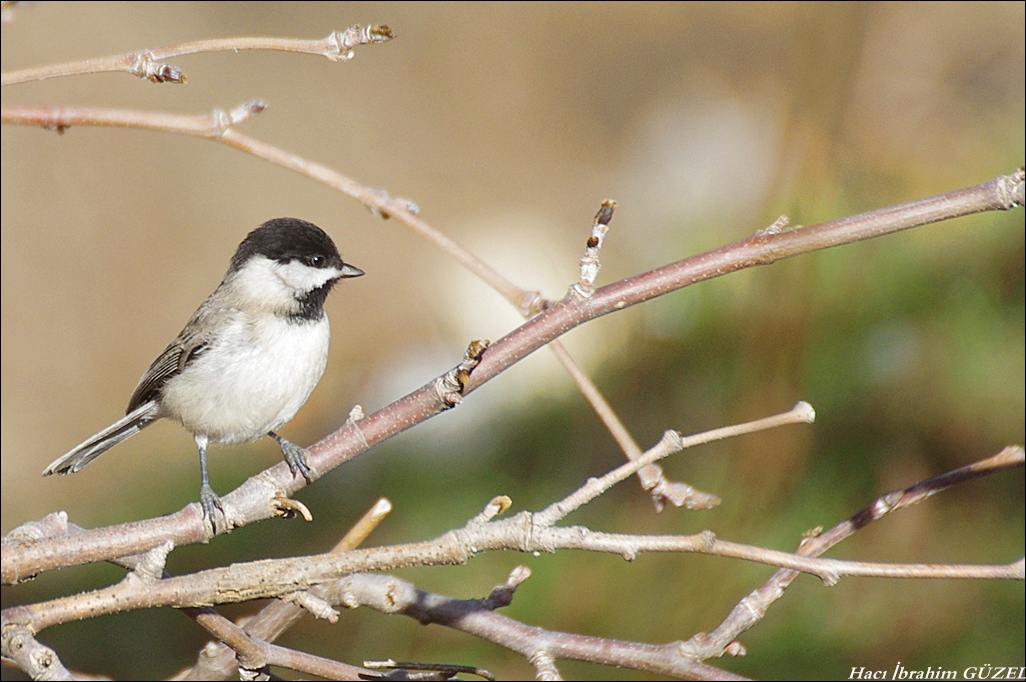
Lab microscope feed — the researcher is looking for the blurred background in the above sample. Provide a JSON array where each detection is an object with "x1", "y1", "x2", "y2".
[{"x1": 2, "y1": 2, "x2": 1023, "y2": 679}]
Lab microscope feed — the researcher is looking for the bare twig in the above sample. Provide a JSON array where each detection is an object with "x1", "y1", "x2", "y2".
[
  {"x1": 535, "y1": 402, "x2": 816, "y2": 525},
  {"x1": 556, "y1": 201, "x2": 713, "y2": 510},
  {"x1": 1, "y1": 103, "x2": 699, "y2": 505},
  {"x1": 2, "y1": 168, "x2": 1021, "y2": 582},
  {"x1": 344, "y1": 572, "x2": 746, "y2": 681},
  {"x1": 545, "y1": 339, "x2": 715, "y2": 510},
  {"x1": 1, "y1": 25, "x2": 394, "y2": 86},
  {"x1": 684, "y1": 445, "x2": 1026, "y2": 660},
  {"x1": 1, "y1": 101, "x2": 268, "y2": 136},
  {"x1": 4, "y1": 413, "x2": 1020, "y2": 640}
]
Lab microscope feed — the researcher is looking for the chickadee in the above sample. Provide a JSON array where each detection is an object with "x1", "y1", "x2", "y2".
[{"x1": 44, "y1": 218, "x2": 364, "y2": 530}]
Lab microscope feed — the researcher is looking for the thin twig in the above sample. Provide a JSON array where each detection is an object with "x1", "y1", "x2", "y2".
[
  {"x1": 1, "y1": 25, "x2": 394, "y2": 86},
  {"x1": 1, "y1": 103, "x2": 692, "y2": 503},
  {"x1": 348, "y1": 573, "x2": 745, "y2": 681},
  {"x1": 3, "y1": 168, "x2": 1022, "y2": 582},
  {"x1": 535, "y1": 402, "x2": 815, "y2": 525},
  {"x1": 684, "y1": 445, "x2": 1026, "y2": 659},
  {"x1": 5, "y1": 418, "x2": 1020, "y2": 638}
]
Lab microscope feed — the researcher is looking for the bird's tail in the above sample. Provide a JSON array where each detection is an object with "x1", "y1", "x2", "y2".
[{"x1": 43, "y1": 401, "x2": 162, "y2": 476}]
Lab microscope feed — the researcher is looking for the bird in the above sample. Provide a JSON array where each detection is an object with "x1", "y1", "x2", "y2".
[{"x1": 43, "y1": 217, "x2": 364, "y2": 531}]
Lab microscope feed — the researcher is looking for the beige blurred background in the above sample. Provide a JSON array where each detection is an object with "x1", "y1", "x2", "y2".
[{"x1": 2, "y1": 3, "x2": 1023, "y2": 680}]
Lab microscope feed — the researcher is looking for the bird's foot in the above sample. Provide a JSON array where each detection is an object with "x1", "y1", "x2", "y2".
[
  {"x1": 199, "y1": 483, "x2": 227, "y2": 534},
  {"x1": 271, "y1": 433, "x2": 314, "y2": 484}
]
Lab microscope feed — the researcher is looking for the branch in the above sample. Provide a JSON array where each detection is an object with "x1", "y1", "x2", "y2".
[
  {"x1": 0, "y1": 25, "x2": 394, "y2": 85},
  {"x1": 7, "y1": 102, "x2": 1022, "y2": 526},
  {"x1": 173, "y1": 498, "x2": 393, "y2": 680},
  {"x1": 684, "y1": 445, "x2": 1026, "y2": 659},
  {"x1": 340, "y1": 570, "x2": 749, "y2": 681},
  {"x1": 0, "y1": 100, "x2": 735, "y2": 508},
  {"x1": 2, "y1": 166, "x2": 1022, "y2": 583},
  {"x1": 4, "y1": 412, "x2": 1020, "y2": 639}
]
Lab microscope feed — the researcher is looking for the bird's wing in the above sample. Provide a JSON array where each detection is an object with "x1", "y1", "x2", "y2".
[{"x1": 126, "y1": 319, "x2": 214, "y2": 413}]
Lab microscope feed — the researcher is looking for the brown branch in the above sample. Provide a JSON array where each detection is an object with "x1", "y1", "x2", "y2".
[
  {"x1": 183, "y1": 448, "x2": 1025, "y2": 679},
  {"x1": 684, "y1": 445, "x2": 1026, "y2": 660},
  {"x1": 534, "y1": 402, "x2": 815, "y2": 526},
  {"x1": 340, "y1": 571, "x2": 750, "y2": 681},
  {"x1": 4, "y1": 420, "x2": 1020, "y2": 638},
  {"x1": 9, "y1": 103, "x2": 1022, "y2": 532},
  {"x1": 555, "y1": 202, "x2": 713, "y2": 510},
  {"x1": 2, "y1": 166, "x2": 1021, "y2": 584},
  {"x1": 2, "y1": 102, "x2": 703, "y2": 508},
  {"x1": 173, "y1": 498, "x2": 393, "y2": 680},
  {"x1": 0, "y1": 25, "x2": 394, "y2": 86}
]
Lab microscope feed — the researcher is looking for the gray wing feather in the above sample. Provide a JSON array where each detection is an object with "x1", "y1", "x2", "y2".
[
  {"x1": 45, "y1": 295, "x2": 225, "y2": 476},
  {"x1": 43, "y1": 400, "x2": 162, "y2": 475},
  {"x1": 127, "y1": 321, "x2": 211, "y2": 412}
]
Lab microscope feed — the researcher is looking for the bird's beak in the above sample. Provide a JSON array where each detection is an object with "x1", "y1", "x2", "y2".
[{"x1": 339, "y1": 263, "x2": 365, "y2": 279}]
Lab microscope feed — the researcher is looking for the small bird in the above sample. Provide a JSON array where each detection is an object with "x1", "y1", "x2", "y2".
[{"x1": 44, "y1": 218, "x2": 364, "y2": 531}]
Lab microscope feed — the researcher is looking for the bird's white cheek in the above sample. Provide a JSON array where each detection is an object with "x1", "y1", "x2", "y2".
[
  {"x1": 231, "y1": 257, "x2": 298, "y2": 310},
  {"x1": 161, "y1": 317, "x2": 331, "y2": 444},
  {"x1": 274, "y1": 260, "x2": 342, "y2": 292}
]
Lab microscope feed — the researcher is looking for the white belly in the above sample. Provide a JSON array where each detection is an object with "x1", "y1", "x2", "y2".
[{"x1": 160, "y1": 315, "x2": 330, "y2": 443}]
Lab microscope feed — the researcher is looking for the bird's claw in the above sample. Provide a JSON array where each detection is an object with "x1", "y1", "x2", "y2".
[{"x1": 199, "y1": 483, "x2": 226, "y2": 534}]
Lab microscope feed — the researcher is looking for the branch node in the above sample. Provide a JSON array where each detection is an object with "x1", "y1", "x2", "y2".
[
  {"x1": 819, "y1": 571, "x2": 841, "y2": 587},
  {"x1": 660, "y1": 428, "x2": 684, "y2": 452},
  {"x1": 570, "y1": 199, "x2": 618, "y2": 299},
  {"x1": 326, "y1": 24, "x2": 395, "y2": 62},
  {"x1": 518, "y1": 289, "x2": 548, "y2": 317},
  {"x1": 130, "y1": 50, "x2": 187, "y2": 83},
  {"x1": 469, "y1": 495, "x2": 513, "y2": 525},
  {"x1": 483, "y1": 565, "x2": 532, "y2": 609},
  {"x1": 4, "y1": 511, "x2": 69, "y2": 541},
  {"x1": 528, "y1": 650, "x2": 562, "y2": 680},
  {"x1": 724, "y1": 640, "x2": 747, "y2": 657},
  {"x1": 434, "y1": 339, "x2": 491, "y2": 408},
  {"x1": 791, "y1": 400, "x2": 816, "y2": 423},
  {"x1": 997, "y1": 166, "x2": 1025, "y2": 208},
  {"x1": 206, "y1": 100, "x2": 267, "y2": 139},
  {"x1": 798, "y1": 526, "x2": 824, "y2": 550},
  {"x1": 755, "y1": 214, "x2": 790, "y2": 236},
  {"x1": 131, "y1": 540, "x2": 174, "y2": 583},
  {"x1": 286, "y1": 590, "x2": 339, "y2": 622},
  {"x1": 364, "y1": 187, "x2": 418, "y2": 219},
  {"x1": 398, "y1": 197, "x2": 421, "y2": 215},
  {"x1": 346, "y1": 403, "x2": 366, "y2": 423},
  {"x1": 0, "y1": 627, "x2": 70, "y2": 680},
  {"x1": 271, "y1": 493, "x2": 313, "y2": 521},
  {"x1": 339, "y1": 588, "x2": 361, "y2": 609}
]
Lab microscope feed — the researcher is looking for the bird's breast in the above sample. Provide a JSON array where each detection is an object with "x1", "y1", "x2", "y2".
[{"x1": 159, "y1": 314, "x2": 331, "y2": 444}]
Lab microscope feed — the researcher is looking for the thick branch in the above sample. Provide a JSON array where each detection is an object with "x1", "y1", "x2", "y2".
[
  {"x1": 2, "y1": 169, "x2": 1022, "y2": 583},
  {"x1": 5, "y1": 449, "x2": 1021, "y2": 637}
]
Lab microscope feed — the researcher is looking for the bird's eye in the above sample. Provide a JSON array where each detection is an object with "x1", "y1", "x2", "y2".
[{"x1": 308, "y1": 255, "x2": 325, "y2": 267}]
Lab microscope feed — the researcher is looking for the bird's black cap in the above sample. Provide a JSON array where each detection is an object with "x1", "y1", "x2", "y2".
[{"x1": 230, "y1": 218, "x2": 344, "y2": 273}]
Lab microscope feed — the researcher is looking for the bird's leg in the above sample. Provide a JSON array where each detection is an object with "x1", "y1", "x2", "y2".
[
  {"x1": 194, "y1": 434, "x2": 225, "y2": 533},
  {"x1": 269, "y1": 432, "x2": 314, "y2": 484}
]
